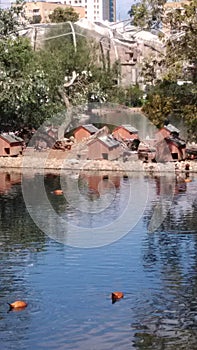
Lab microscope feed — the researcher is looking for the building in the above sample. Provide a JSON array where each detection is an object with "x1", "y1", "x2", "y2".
[
  {"x1": 73, "y1": 124, "x2": 99, "y2": 142},
  {"x1": 103, "y1": 0, "x2": 116, "y2": 22},
  {"x1": 112, "y1": 125, "x2": 138, "y2": 141},
  {"x1": 0, "y1": 133, "x2": 23, "y2": 157},
  {"x1": 64, "y1": 0, "x2": 116, "y2": 22},
  {"x1": 156, "y1": 123, "x2": 180, "y2": 141},
  {"x1": 164, "y1": 0, "x2": 189, "y2": 11},
  {"x1": 155, "y1": 123, "x2": 186, "y2": 161},
  {"x1": 87, "y1": 135, "x2": 121, "y2": 160},
  {"x1": 22, "y1": 2, "x2": 85, "y2": 23}
]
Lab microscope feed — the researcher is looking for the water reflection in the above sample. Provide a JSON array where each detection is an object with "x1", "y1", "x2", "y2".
[
  {"x1": 0, "y1": 172, "x2": 21, "y2": 194},
  {"x1": 79, "y1": 173, "x2": 121, "y2": 199},
  {"x1": 0, "y1": 170, "x2": 196, "y2": 349},
  {"x1": 134, "y1": 175, "x2": 197, "y2": 350}
]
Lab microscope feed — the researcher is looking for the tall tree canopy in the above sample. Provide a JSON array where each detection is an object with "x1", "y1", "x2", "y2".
[
  {"x1": 164, "y1": 0, "x2": 197, "y2": 83},
  {"x1": 0, "y1": 9, "x2": 122, "y2": 131},
  {"x1": 128, "y1": 1, "x2": 197, "y2": 140},
  {"x1": 142, "y1": 81, "x2": 197, "y2": 141},
  {"x1": 0, "y1": 7, "x2": 59, "y2": 130},
  {"x1": 128, "y1": 0, "x2": 167, "y2": 29},
  {"x1": 49, "y1": 7, "x2": 79, "y2": 23}
]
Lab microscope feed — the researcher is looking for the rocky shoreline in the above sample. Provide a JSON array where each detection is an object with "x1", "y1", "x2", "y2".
[{"x1": 0, "y1": 151, "x2": 197, "y2": 174}]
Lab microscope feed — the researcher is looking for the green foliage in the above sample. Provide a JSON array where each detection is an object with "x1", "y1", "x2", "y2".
[
  {"x1": 38, "y1": 24, "x2": 123, "y2": 107},
  {"x1": 128, "y1": 2, "x2": 149, "y2": 28},
  {"x1": 126, "y1": 85, "x2": 144, "y2": 107},
  {"x1": 128, "y1": 0, "x2": 167, "y2": 29},
  {"x1": 1, "y1": 69, "x2": 52, "y2": 128},
  {"x1": 49, "y1": 7, "x2": 79, "y2": 23},
  {"x1": 164, "y1": 0, "x2": 197, "y2": 83},
  {"x1": 0, "y1": 5, "x2": 22, "y2": 37},
  {"x1": 143, "y1": 81, "x2": 197, "y2": 140},
  {"x1": 0, "y1": 7, "x2": 59, "y2": 131},
  {"x1": 0, "y1": 37, "x2": 33, "y2": 74},
  {"x1": 105, "y1": 84, "x2": 144, "y2": 106}
]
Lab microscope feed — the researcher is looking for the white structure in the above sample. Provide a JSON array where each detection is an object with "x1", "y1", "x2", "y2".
[{"x1": 64, "y1": 0, "x2": 115, "y2": 22}]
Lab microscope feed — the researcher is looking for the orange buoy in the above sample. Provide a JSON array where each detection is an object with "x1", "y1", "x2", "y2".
[
  {"x1": 53, "y1": 189, "x2": 63, "y2": 195},
  {"x1": 185, "y1": 178, "x2": 192, "y2": 183},
  {"x1": 8, "y1": 300, "x2": 27, "y2": 310},
  {"x1": 111, "y1": 291, "x2": 124, "y2": 304}
]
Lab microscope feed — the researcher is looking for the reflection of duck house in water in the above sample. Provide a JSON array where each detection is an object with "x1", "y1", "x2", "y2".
[
  {"x1": 0, "y1": 172, "x2": 21, "y2": 194},
  {"x1": 0, "y1": 133, "x2": 23, "y2": 157},
  {"x1": 112, "y1": 124, "x2": 139, "y2": 141},
  {"x1": 87, "y1": 135, "x2": 121, "y2": 160},
  {"x1": 155, "y1": 123, "x2": 186, "y2": 161},
  {"x1": 74, "y1": 124, "x2": 99, "y2": 142},
  {"x1": 80, "y1": 173, "x2": 120, "y2": 195},
  {"x1": 155, "y1": 175, "x2": 186, "y2": 196}
]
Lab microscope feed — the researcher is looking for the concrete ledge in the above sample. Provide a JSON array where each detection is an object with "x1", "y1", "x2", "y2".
[{"x1": 0, "y1": 155, "x2": 197, "y2": 173}]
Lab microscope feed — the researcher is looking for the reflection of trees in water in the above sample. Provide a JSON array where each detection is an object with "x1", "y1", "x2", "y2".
[
  {"x1": 0, "y1": 187, "x2": 46, "y2": 247},
  {"x1": 0, "y1": 180, "x2": 48, "y2": 347},
  {"x1": 133, "y1": 231, "x2": 197, "y2": 349},
  {"x1": 0, "y1": 174, "x2": 49, "y2": 239},
  {"x1": 145, "y1": 175, "x2": 197, "y2": 232},
  {"x1": 133, "y1": 176, "x2": 197, "y2": 350}
]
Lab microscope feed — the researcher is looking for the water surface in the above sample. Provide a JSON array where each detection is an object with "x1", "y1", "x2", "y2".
[{"x1": 0, "y1": 170, "x2": 196, "y2": 349}]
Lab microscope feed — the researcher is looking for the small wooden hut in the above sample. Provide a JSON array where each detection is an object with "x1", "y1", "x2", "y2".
[
  {"x1": 74, "y1": 124, "x2": 99, "y2": 142},
  {"x1": 0, "y1": 133, "x2": 23, "y2": 157},
  {"x1": 87, "y1": 135, "x2": 121, "y2": 160},
  {"x1": 112, "y1": 125, "x2": 138, "y2": 141},
  {"x1": 155, "y1": 123, "x2": 186, "y2": 161}
]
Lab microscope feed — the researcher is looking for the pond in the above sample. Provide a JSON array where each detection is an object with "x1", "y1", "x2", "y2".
[{"x1": 0, "y1": 170, "x2": 197, "y2": 350}]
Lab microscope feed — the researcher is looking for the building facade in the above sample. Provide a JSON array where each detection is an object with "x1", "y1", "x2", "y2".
[
  {"x1": 22, "y1": 2, "x2": 85, "y2": 23},
  {"x1": 102, "y1": 0, "x2": 116, "y2": 22},
  {"x1": 64, "y1": 0, "x2": 116, "y2": 22}
]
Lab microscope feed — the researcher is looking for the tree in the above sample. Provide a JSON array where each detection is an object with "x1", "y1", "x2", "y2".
[
  {"x1": 38, "y1": 24, "x2": 123, "y2": 109},
  {"x1": 0, "y1": 5, "x2": 23, "y2": 37},
  {"x1": 49, "y1": 7, "x2": 79, "y2": 23},
  {"x1": 0, "y1": 38, "x2": 58, "y2": 130},
  {"x1": 128, "y1": 0, "x2": 167, "y2": 29},
  {"x1": 142, "y1": 81, "x2": 197, "y2": 140},
  {"x1": 163, "y1": 0, "x2": 197, "y2": 83},
  {"x1": 0, "y1": 7, "x2": 60, "y2": 131}
]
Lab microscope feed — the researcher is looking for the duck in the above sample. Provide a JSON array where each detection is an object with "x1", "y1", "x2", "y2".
[
  {"x1": 111, "y1": 291, "x2": 124, "y2": 304},
  {"x1": 8, "y1": 300, "x2": 27, "y2": 310}
]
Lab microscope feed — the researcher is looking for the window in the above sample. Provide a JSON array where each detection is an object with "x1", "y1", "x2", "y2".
[
  {"x1": 172, "y1": 153, "x2": 178, "y2": 160},
  {"x1": 102, "y1": 153, "x2": 108, "y2": 160}
]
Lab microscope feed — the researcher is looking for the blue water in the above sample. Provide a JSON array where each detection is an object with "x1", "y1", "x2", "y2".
[{"x1": 0, "y1": 171, "x2": 197, "y2": 349}]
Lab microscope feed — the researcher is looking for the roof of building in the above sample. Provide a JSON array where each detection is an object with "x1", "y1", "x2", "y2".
[
  {"x1": 98, "y1": 135, "x2": 120, "y2": 149},
  {"x1": 166, "y1": 137, "x2": 186, "y2": 148},
  {"x1": 164, "y1": 123, "x2": 180, "y2": 134},
  {"x1": 120, "y1": 125, "x2": 138, "y2": 133},
  {"x1": 0, "y1": 133, "x2": 23, "y2": 144},
  {"x1": 75, "y1": 124, "x2": 99, "y2": 134}
]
